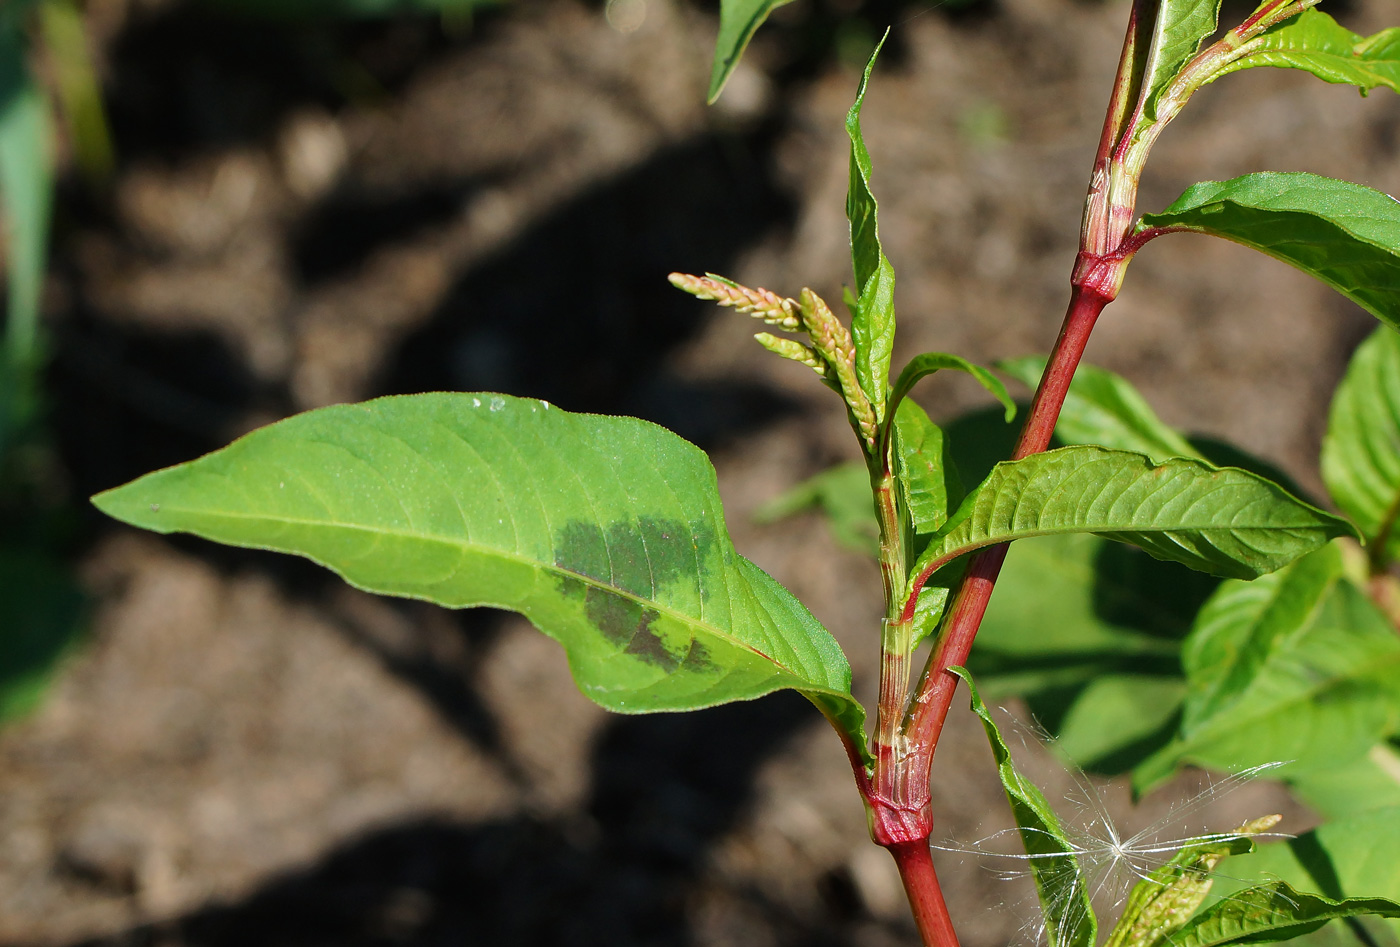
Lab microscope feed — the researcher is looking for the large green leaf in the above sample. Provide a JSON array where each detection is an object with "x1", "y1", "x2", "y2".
[
  {"x1": 951, "y1": 666, "x2": 1097, "y2": 947},
  {"x1": 754, "y1": 460, "x2": 879, "y2": 557},
  {"x1": 0, "y1": 548, "x2": 86, "y2": 722},
  {"x1": 846, "y1": 36, "x2": 895, "y2": 423},
  {"x1": 1134, "y1": 546, "x2": 1400, "y2": 792},
  {"x1": 1215, "y1": 10, "x2": 1400, "y2": 96},
  {"x1": 92, "y1": 393, "x2": 869, "y2": 755},
  {"x1": 1139, "y1": 0, "x2": 1223, "y2": 122},
  {"x1": 1322, "y1": 326, "x2": 1400, "y2": 567},
  {"x1": 998, "y1": 357, "x2": 1200, "y2": 463},
  {"x1": 1289, "y1": 743, "x2": 1400, "y2": 820},
  {"x1": 706, "y1": 0, "x2": 792, "y2": 102},
  {"x1": 1139, "y1": 173, "x2": 1400, "y2": 334},
  {"x1": 906, "y1": 447, "x2": 1352, "y2": 595},
  {"x1": 1173, "y1": 883, "x2": 1400, "y2": 947}
]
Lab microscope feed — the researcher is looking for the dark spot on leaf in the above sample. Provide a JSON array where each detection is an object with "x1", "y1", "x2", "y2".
[
  {"x1": 553, "y1": 516, "x2": 715, "y2": 599},
  {"x1": 582, "y1": 585, "x2": 677, "y2": 671},
  {"x1": 681, "y1": 640, "x2": 714, "y2": 673}
]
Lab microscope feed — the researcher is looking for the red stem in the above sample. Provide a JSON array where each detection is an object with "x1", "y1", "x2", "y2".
[
  {"x1": 901, "y1": 282, "x2": 1111, "y2": 760},
  {"x1": 889, "y1": 840, "x2": 961, "y2": 947}
]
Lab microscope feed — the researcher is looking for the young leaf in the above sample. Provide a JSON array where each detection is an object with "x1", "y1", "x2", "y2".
[
  {"x1": 1322, "y1": 326, "x2": 1400, "y2": 568},
  {"x1": 847, "y1": 34, "x2": 896, "y2": 423},
  {"x1": 1139, "y1": 172, "x2": 1400, "y2": 334},
  {"x1": 706, "y1": 0, "x2": 793, "y2": 103},
  {"x1": 890, "y1": 352, "x2": 1015, "y2": 425},
  {"x1": 893, "y1": 398, "x2": 962, "y2": 535},
  {"x1": 1170, "y1": 883, "x2": 1400, "y2": 947},
  {"x1": 1139, "y1": 0, "x2": 1224, "y2": 122},
  {"x1": 998, "y1": 356, "x2": 1200, "y2": 462},
  {"x1": 1134, "y1": 548, "x2": 1400, "y2": 792},
  {"x1": 950, "y1": 665, "x2": 1098, "y2": 947},
  {"x1": 906, "y1": 447, "x2": 1353, "y2": 597},
  {"x1": 1214, "y1": 9, "x2": 1400, "y2": 97},
  {"x1": 91, "y1": 394, "x2": 870, "y2": 758},
  {"x1": 754, "y1": 461, "x2": 879, "y2": 557}
]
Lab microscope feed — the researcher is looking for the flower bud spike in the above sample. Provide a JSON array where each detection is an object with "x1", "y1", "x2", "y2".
[
  {"x1": 797, "y1": 288, "x2": 878, "y2": 449},
  {"x1": 754, "y1": 332, "x2": 828, "y2": 376},
  {"x1": 667, "y1": 272, "x2": 800, "y2": 329}
]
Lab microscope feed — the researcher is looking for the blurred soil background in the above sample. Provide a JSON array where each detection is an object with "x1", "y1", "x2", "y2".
[{"x1": 0, "y1": 0, "x2": 1396, "y2": 942}]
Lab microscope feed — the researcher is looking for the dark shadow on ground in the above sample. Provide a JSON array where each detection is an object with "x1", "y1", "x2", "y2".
[
  {"x1": 55, "y1": 693, "x2": 887, "y2": 947},
  {"x1": 375, "y1": 123, "x2": 803, "y2": 446}
]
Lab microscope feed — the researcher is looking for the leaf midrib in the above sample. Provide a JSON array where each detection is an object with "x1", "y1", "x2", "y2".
[
  {"x1": 923, "y1": 515, "x2": 1319, "y2": 573},
  {"x1": 147, "y1": 503, "x2": 836, "y2": 690}
]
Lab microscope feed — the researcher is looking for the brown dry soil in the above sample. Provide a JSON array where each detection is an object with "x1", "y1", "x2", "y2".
[{"x1": 4, "y1": 0, "x2": 1397, "y2": 942}]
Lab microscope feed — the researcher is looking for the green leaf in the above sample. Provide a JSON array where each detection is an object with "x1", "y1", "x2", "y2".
[
  {"x1": 846, "y1": 34, "x2": 896, "y2": 422},
  {"x1": 1052, "y1": 674, "x2": 1186, "y2": 774},
  {"x1": 893, "y1": 397, "x2": 961, "y2": 536},
  {"x1": 1289, "y1": 743, "x2": 1400, "y2": 820},
  {"x1": 0, "y1": 548, "x2": 86, "y2": 722},
  {"x1": 951, "y1": 666, "x2": 1097, "y2": 947},
  {"x1": 969, "y1": 532, "x2": 1209, "y2": 772},
  {"x1": 1140, "y1": 172, "x2": 1400, "y2": 335},
  {"x1": 1134, "y1": 546, "x2": 1400, "y2": 792},
  {"x1": 1214, "y1": 809, "x2": 1400, "y2": 943},
  {"x1": 1216, "y1": 808, "x2": 1400, "y2": 902},
  {"x1": 998, "y1": 356, "x2": 1200, "y2": 462},
  {"x1": 0, "y1": 8, "x2": 52, "y2": 424},
  {"x1": 706, "y1": 0, "x2": 792, "y2": 103},
  {"x1": 891, "y1": 352, "x2": 1015, "y2": 427},
  {"x1": 1322, "y1": 326, "x2": 1400, "y2": 567},
  {"x1": 1174, "y1": 883, "x2": 1400, "y2": 947},
  {"x1": 1139, "y1": 0, "x2": 1223, "y2": 122},
  {"x1": 1215, "y1": 10, "x2": 1400, "y2": 97},
  {"x1": 754, "y1": 461, "x2": 879, "y2": 557},
  {"x1": 92, "y1": 393, "x2": 870, "y2": 758},
  {"x1": 907, "y1": 447, "x2": 1353, "y2": 594},
  {"x1": 1180, "y1": 543, "x2": 1346, "y2": 732}
]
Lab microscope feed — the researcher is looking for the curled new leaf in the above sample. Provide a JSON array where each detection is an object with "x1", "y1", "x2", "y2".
[
  {"x1": 846, "y1": 33, "x2": 896, "y2": 423},
  {"x1": 92, "y1": 393, "x2": 870, "y2": 762}
]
